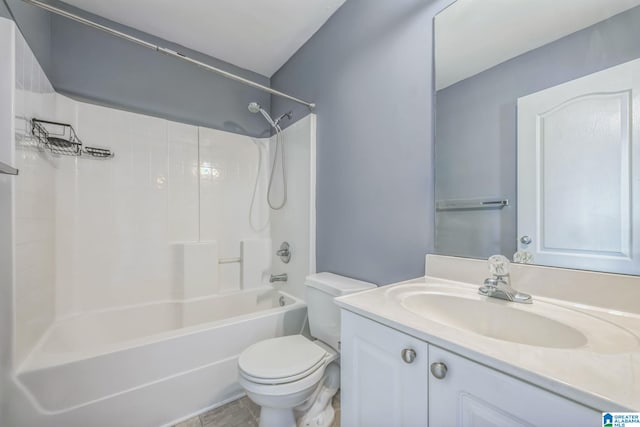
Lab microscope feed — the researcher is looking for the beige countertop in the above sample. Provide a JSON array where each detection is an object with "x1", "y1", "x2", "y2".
[{"x1": 336, "y1": 275, "x2": 640, "y2": 412}]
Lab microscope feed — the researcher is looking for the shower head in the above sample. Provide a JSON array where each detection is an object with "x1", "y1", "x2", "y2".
[
  {"x1": 248, "y1": 102, "x2": 261, "y2": 114},
  {"x1": 248, "y1": 101, "x2": 277, "y2": 129}
]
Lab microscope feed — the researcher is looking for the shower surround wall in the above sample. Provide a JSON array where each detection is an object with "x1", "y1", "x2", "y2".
[
  {"x1": 13, "y1": 24, "x2": 57, "y2": 365},
  {"x1": 10, "y1": 26, "x2": 317, "y2": 368},
  {"x1": 14, "y1": 89, "x2": 279, "y2": 358},
  {"x1": 3, "y1": 16, "x2": 317, "y2": 427},
  {"x1": 269, "y1": 116, "x2": 316, "y2": 299},
  {"x1": 51, "y1": 97, "x2": 271, "y2": 318}
]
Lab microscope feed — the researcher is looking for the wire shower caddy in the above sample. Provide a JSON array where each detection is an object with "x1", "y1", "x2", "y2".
[{"x1": 31, "y1": 118, "x2": 114, "y2": 159}]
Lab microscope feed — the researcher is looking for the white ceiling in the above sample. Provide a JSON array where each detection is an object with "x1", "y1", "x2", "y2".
[
  {"x1": 61, "y1": 0, "x2": 347, "y2": 77},
  {"x1": 435, "y1": 0, "x2": 640, "y2": 90}
]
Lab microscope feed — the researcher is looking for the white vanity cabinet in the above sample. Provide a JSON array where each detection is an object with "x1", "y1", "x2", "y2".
[
  {"x1": 341, "y1": 310, "x2": 429, "y2": 427},
  {"x1": 341, "y1": 310, "x2": 601, "y2": 427},
  {"x1": 429, "y1": 345, "x2": 600, "y2": 427}
]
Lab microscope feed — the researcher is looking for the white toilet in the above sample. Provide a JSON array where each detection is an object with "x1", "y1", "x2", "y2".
[{"x1": 238, "y1": 273, "x2": 376, "y2": 427}]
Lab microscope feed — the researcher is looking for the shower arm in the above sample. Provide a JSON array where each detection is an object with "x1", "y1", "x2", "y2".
[{"x1": 19, "y1": 0, "x2": 316, "y2": 110}]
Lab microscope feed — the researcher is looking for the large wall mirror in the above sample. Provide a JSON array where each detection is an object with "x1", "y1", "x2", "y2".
[{"x1": 434, "y1": 0, "x2": 640, "y2": 275}]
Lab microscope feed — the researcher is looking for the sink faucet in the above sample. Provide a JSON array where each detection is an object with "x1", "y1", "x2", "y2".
[
  {"x1": 270, "y1": 273, "x2": 288, "y2": 283},
  {"x1": 479, "y1": 255, "x2": 532, "y2": 304}
]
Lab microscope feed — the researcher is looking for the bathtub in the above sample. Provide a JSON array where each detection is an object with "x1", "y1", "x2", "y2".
[{"x1": 14, "y1": 287, "x2": 306, "y2": 427}]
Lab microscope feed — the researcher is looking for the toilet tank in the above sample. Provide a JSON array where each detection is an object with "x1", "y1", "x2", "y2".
[{"x1": 305, "y1": 272, "x2": 376, "y2": 351}]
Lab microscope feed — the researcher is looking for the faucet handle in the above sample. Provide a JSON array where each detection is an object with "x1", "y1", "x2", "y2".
[{"x1": 488, "y1": 254, "x2": 510, "y2": 277}]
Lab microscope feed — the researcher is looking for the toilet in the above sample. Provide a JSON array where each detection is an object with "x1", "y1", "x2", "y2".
[{"x1": 238, "y1": 273, "x2": 376, "y2": 427}]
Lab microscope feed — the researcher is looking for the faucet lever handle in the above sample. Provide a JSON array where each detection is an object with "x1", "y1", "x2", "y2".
[{"x1": 488, "y1": 254, "x2": 510, "y2": 277}]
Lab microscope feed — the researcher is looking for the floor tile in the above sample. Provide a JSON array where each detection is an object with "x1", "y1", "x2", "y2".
[
  {"x1": 176, "y1": 390, "x2": 341, "y2": 427},
  {"x1": 200, "y1": 399, "x2": 258, "y2": 427},
  {"x1": 238, "y1": 396, "x2": 260, "y2": 420},
  {"x1": 174, "y1": 416, "x2": 203, "y2": 427}
]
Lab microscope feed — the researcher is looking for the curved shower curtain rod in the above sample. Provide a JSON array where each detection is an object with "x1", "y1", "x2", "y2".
[{"x1": 19, "y1": 0, "x2": 316, "y2": 110}]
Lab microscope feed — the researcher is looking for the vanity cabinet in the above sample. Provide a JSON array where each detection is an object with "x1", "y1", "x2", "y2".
[
  {"x1": 429, "y1": 345, "x2": 599, "y2": 426},
  {"x1": 341, "y1": 310, "x2": 429, "y2": 427},
  {"x1": 341, "y1": 310, "x2": 601, "y2": 427}
]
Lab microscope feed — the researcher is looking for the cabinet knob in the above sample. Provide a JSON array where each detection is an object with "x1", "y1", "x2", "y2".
[
  {"x1": 401, "y1": 348, "x2": 417, "y2": 364},
  {"x1": 430, "y1": 362, "x2": 448, "y2": 379}
]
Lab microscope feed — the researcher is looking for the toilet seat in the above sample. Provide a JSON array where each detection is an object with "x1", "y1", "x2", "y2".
[
  {"x1": 238, "y1": 335, "x2": 330, "y2": 385},
  {"x1": 239, "y1": 359, "x2": 329, "y2": 400}
]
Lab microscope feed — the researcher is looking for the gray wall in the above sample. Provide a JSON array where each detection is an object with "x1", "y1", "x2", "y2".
[
  {"x1": 271, "y1": 0, "x2": 454, "y2": 285},
  {"x1": 435, "y1": 6, "x2": 640, "y2": 260},
  {"x1": 3, "y1": 0, "x2": 52, "y2": 72},
  {"x1": 4, "y1": 0, "x2": 272, "y2": 137}
]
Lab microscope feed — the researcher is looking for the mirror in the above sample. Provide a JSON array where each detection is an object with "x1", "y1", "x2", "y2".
[{"x1": 434, "y1": 0, "x2": 640, "y2": 275}]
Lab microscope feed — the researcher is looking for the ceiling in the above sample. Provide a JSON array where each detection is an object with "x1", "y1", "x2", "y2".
[
  {"x1": 60, "y1": 0, "x2": 347, "y2": 77},
  {"x1": 435, "y1": 0, "x2": 640, "y2": 90}
]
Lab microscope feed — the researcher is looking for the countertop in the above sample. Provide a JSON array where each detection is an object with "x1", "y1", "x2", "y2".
[{"x1": 336, "y1": 276, "x2": 640, "y2": 412}]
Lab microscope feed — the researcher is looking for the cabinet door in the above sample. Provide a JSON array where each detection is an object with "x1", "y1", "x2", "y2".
[
  {"x1": 429, "y1": 345, "x2": 600, "y2": 427},
  {"x1": 341, "y1": 310, "x2": 429, "y2": 427}
]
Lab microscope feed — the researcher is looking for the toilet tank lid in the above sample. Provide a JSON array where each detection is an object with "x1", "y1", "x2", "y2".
[{"x1": 305, "y1": 272, "x2": 376, "y2": 296}]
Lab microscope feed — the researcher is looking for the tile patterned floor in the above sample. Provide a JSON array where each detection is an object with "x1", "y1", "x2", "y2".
[{"x1": 175, "y1": 392, "x2": 341, "y2": 427}]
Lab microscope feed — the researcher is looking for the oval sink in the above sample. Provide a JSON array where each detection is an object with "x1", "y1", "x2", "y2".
[{"x1": 401, "y1": 293, "x2": 588, "y2": 349}]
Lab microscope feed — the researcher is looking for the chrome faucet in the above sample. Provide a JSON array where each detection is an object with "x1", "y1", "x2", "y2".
[
  {"x1": 270, "y1": 273, "x2": 288, "y2": 283},
  {"x1": 478, "y1": 255, "x2": 532, "y2": 304}
]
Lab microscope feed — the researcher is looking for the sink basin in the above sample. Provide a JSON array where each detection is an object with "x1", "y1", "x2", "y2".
[
  {"x1": 385, "y1": 283, "x2": 640, "y2": 352},
  {"x1": 401, "y1": 293, "x2": 587, "y2": 349}
]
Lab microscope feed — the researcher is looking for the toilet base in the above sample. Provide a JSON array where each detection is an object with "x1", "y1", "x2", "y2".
[
  {"x1": 256, "y1": 390, "x2": 337, "y2": 427},
  {"x1": 246, "y1": 362, "x2": 340, "y2": 427},
  {"x1": 259, "y1": 406, "x2": 296, "y2": 427},
  {"x1": 296, "y1": 363, "x2": 339, "y2": 427}
]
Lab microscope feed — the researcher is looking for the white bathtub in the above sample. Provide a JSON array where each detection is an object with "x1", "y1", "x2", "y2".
[{"x1": 14, "y1": 287, "x2": 306, "y2": 427}]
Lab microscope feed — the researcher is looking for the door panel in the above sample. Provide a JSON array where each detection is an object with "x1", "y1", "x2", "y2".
[{"x1": 517, "y1": 58, "x2": 640, "y2": 273}]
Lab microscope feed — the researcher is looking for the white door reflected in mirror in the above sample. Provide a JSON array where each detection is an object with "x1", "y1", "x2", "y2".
[
  {"x1": 434, "y1": 0, "x2": 640, "y2": 275},
  {"x1": 517, "y1": 59, "x2": 640, "y2": 274}
]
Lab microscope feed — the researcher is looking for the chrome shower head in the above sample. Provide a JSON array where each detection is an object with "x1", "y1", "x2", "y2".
[
  {"x1": 248, "y1": 102, "x2": 261, "y2": 114},
  {"x1": 248, "y1": 101, "x2": 277, "y2": 128}
]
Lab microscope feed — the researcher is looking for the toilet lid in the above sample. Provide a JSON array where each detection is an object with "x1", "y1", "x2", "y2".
[{"x1": 238, "y1": 335, "x2": 328, "y2": 381}]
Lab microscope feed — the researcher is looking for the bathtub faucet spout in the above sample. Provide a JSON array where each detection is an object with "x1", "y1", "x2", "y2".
[{"x1": 270, "y1": 273, "x2": 288, "y2": 283}]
